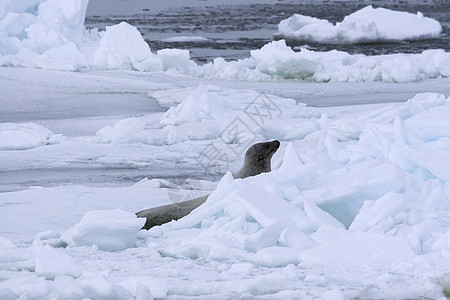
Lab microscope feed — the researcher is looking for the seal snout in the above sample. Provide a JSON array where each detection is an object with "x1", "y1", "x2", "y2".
[
  {"x1": 270, "y1": 140, "x2": 280, "y2": 153},
  {"x1": 272, "y1": 140, "x2": 280, "y2": 149}
]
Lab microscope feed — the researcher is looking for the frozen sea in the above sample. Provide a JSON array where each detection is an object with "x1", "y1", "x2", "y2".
[{"x1": 1, "y1": 0, "x2": 450, "y2": 299}]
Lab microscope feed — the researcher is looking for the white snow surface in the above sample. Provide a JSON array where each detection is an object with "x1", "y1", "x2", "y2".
[
  {"x1": 2, "y1": 0, "x2": 450, "y2": 299},
  {"x1": 0, "y1": 0, "x2": 449, "y2": 83},
  {"x1": 275, "y1": 5, "x2": 442, "y2": 44}
]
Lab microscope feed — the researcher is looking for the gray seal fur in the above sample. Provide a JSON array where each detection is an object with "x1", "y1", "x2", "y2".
[{"x1": 136, "y1": 140, "x2": 280, "y2": 230}]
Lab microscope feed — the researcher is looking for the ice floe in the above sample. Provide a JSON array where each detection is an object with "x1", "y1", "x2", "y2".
[{"x1": 275, "y1": 5, "x2": 442, "y2": 44}]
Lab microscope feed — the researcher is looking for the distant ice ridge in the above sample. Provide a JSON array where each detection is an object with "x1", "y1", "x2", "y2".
[
  {"x1": 275, "y1": 5, "x2": 442, "y2": 44},
  {"x1": 1, "y1": 0, "x2": 450, "y2": 83}
]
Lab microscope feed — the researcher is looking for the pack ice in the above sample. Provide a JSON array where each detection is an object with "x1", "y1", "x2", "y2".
[{"x1": 1, "y1": 0, "x2": 450, "y2": 83}]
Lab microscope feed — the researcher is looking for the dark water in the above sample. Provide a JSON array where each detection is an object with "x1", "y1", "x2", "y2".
[{"x1": 85, "y1": 1, "x2": 450, "y2": 63}]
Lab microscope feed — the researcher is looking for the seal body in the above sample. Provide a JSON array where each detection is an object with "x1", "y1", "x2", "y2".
[
  {"x1": 137, "y1": 140, "x2": 280, "y2": 230},
  {"x1": 136, "y1": 195, "x2": 208, "y2": 229}
]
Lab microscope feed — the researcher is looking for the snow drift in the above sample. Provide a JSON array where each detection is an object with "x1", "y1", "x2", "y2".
[{"x1": 275, "y1": 5, "x2": 442, "y2": 44}]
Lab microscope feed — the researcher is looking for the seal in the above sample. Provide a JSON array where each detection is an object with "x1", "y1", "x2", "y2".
[
  {"x1": 233, "y1": 140, "x2": 280, "y2": 179},
  {"x1": 136, "y1": 140, "x2": 280, "y2": 230}
]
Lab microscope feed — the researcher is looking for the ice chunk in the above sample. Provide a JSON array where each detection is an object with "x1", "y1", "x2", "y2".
[
  {"x1": 304, "y1": 200, "x2": 345, "y2": 229},
  {"x1": 157, "y1": 48, "x2": 191, "y2": 74},
  {"x1": 276, "y1": 5, "x2": 442, "y2": 44},
  {"x1": 79, "y1": 274, "x2": 134, "y2": 299},
  {"x1": 119, "y1": 277, "x2": 168, "y2": 299},
  {"x1": 298, "y1": 161, "x2": 405, "y2": 228},
  {"x1": 236, "y1": 183, "x2": 304, "y2": 228},
  {"x1": 244, "y1": 221, "x2": 287, "y2": 252},
  {"x1": 33, "y1": 239, "x2": 82, "y2": 279},
  {"x1": 93, "y1": 22, "x2": 159, "y2": 71},
  {"x1": 251, "y1": 40, "x2": 320, "y2": 79},
  {"x1": 96, "y1": 117, "x2": 149, "y2": 144},
  {"x1": 278, "y1": 142, "x2": 304, "y2": 173},
  {"x1": 33, "y1": 42, "x2": 87, "y2": 70},
  {"x1": 61, "y1": 209, "x2": 145, "y2": 251},
  {"x1": 159, "y1": 85, "x2": 218, "y2": 126}
]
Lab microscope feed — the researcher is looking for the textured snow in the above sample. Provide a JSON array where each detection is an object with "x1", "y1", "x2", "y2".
[{"x1": 275, "y1": 5, "x2": 442, "y2": 44}]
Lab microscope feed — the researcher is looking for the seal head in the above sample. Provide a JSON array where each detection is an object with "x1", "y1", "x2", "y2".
[{"x1": 233, "y1": 140, "x2": 280, "y2": 179}]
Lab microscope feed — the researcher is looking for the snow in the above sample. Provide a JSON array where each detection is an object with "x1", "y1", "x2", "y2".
[
  {"x1": 33, "y1": 239, "x2": 82, "y2": 279},
  {"x1": 2, "y1": 0, "x2": 450, "y2": 298},
  {"x1": 275, "y1": 5, "x2": 442, "y2": 44}
]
